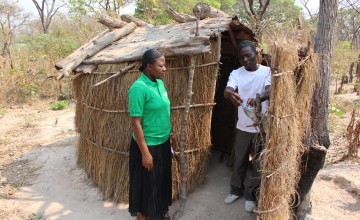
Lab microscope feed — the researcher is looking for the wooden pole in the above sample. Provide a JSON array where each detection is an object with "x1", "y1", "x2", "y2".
[
  {"x1": 93, "y1": 63, "x2": 137, "y2": 87},
  {"x1": 173, "y1": 54, "x2": 196, "y2": 220}
]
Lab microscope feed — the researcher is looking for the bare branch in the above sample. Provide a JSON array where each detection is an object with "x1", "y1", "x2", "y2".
[
  {"x1": 259, "y1": 0, "x2": 270, "y2": 18},
  {"x1": 242, "y1": 0, "x2": 254, "y2": 17},
  {"x1": 299, "y1": 0, "x2": 315, "y2": 21}
]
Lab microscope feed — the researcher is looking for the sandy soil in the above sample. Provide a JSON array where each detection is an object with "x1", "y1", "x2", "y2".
[{"x1": 0, "y1": 89, "x2": 359, "y2": 220}]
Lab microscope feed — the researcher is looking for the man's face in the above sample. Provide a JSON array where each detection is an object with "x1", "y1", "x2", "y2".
[{"x1": 238, "y1": 46, "x2": 257, "y2": 71}]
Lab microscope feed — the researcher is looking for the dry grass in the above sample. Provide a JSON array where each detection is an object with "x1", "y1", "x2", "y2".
[
  {"x1": 257, "y1": 40, "x2": 318, "y2": 219},
  {"x1": 74, "y1": 41, "x2": 219, "y2": 202}
]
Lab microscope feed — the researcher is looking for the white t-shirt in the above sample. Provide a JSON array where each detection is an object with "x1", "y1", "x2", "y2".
[{"x1": 226, "y1": 65, "x2": 271, "y2": 133}]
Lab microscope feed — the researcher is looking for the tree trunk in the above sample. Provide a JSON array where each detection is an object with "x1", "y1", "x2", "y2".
[
  {"x1": 349, "y1": 62, "x2": 354, "y2": 83},
  {"x1": 295, "y1": 0, "x2": 338, "y2": 219}
]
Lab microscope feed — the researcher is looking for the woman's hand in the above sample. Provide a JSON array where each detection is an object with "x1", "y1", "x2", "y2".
[{"x1": 142, "y1": 152, "x2": 153, "y2": 171}]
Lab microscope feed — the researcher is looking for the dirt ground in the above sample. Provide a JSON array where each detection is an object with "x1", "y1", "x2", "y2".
[{"x1": 0, "y1": 87, "x2": 359, "y2": 220}]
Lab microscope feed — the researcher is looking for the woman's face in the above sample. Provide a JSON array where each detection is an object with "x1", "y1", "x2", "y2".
[{"x1": 148, "y1": 56, "x2": 166, "y2": 80}]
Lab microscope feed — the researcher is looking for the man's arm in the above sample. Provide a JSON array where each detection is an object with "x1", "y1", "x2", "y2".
[
  {"x1": 247, "y1": 85, "x2": 271, "y2": 107},
  {"x1": 260, "y1": 85, "x2": 270, "y2": 102}
]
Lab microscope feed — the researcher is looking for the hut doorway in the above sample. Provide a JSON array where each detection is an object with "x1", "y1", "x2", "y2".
[{"x1": 210, "y1": 32, "x2": 241, "y2": 156}]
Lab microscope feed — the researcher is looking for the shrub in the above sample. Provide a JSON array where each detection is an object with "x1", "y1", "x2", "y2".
[
  {"x1": 329, "y1": 103, "x2": 345, "y2": 117},
  {"x1": 0, "y1": 108, "x2": 8, "y2": 118},
  {"x1": 49, "y1": 100, "x2": 70, "y2": 110}
]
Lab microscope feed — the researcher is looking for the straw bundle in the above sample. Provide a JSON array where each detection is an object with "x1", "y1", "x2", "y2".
[
  {"x1": 257, "y1": 40, "x2": 318, "y2": 220},
  {"x1": 74, "y1": 40, "x2": 219, "y2": 202}
]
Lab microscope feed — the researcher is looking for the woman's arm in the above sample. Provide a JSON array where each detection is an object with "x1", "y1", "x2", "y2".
[{"x1": 131, "y1": 117, "x2": 153, "y2": 171}]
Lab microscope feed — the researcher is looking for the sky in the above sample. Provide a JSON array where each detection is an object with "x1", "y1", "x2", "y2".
[{"x1": 19, "y1": 0, "x2": 319, "y2": 18}]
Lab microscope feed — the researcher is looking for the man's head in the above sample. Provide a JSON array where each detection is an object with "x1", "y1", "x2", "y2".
[{"x1": 237, "y1": 40, "x2": 258, "y2": 71}]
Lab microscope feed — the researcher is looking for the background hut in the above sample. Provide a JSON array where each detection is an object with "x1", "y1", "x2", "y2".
[{"x1": 55, "y1": 13, "x2": 259, "y2": 202}]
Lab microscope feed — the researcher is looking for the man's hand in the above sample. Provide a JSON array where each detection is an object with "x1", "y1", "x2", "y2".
[
  {"x1": 142, "y1": 153, "x2": 153, "y2": 171},
  {"x1": 224, "y1": 87, "x2": 243, "y2": 107},
  {"x1": 247, "y1": 98, "x2": 256, "y2": 107}
]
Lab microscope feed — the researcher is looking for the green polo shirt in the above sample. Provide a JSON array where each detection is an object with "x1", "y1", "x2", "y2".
[{"x1": 128, "y1": 73, "x2": 171, "y2": 146}]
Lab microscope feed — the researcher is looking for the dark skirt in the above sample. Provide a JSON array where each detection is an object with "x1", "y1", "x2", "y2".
[{"x1": 129, "y1": 138, "x2": 172, "y2": 219}]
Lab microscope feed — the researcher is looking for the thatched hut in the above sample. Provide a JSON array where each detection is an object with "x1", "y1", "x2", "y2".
[{"x1": 55, "y1": 14, "x2": 262, "y2": 202}]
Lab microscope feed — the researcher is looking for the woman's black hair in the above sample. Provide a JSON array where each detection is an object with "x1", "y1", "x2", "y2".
[
  {"x1": 238, "y1": 40, "x2": 257, "y2": 54},
  {"x1": 139, "y1": 49, "x2": 163, "y2": 72}
]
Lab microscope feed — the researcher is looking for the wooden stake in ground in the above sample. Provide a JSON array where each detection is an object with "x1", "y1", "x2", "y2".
[
  {"x1": 346, "y1": 109, "x2": 360, "y2": 157},
  {"x1": 172, "y1": 55, "x2": 196, "y2": 220}
]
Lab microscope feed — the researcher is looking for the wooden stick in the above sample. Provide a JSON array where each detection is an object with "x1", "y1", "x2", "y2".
[
  {"x1": 74, "y1": 64, "x2": 98, "y2": 74},
  {"x1": 57, "y1": 23, "x2": 137, "y2": 79},
  {"x1": 227, "y1": 25, "x2": 238, "y2": 50},
  {"x1": 93, "y1": 62, "x2": 137, "y2": 87},
  {"x1": 173, "y1": 148, "x2": 202, "y2": 155},
  {"x1": 165, "y1": 6, "x2": 196, "y2": 23},
  {"x1": 71, "y1": 72, "x2": 83, "y2": 80},
  {"x1": 81, "y1": 135, "x2": 129, "y2": 156},
  {"x1": 171, "y1": 103, "x2": 215, "y2": 110},
  {"x1": 173, "y1": 55, "x2": 196, "y2": 220},
  {"x1": 55, "y1": 29, "x2": 110, "y2": 70},
  {"x1": 91, "y1": 61, "x2": 220, "y2": 74},
  {"x1": 193, "y1": 3, "x2": 229, "y2": 19},
  {"x1": 121, "y1": 14, "x2": 152, "y2": 27},
  {"x1": 79, "y1": 100, "x2": 214, "y2": 113},
  {"x1": 98, "y1": 13, "x2": 127, "y2": 29}
]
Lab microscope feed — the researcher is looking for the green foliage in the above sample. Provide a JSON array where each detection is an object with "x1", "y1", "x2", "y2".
[
  {"x1": 0, "y1": 108, "x2": 8, "y2": 118},
  {"x1": 49, "y1": 100, "x2": 70, "y2": 111},
  {"x1": 332, "y1": 41, "x2": 359, "y2": 77},
  {"x1": 339, "y1": 41, "x2": 351, "y2": 50},
  {"x1": 22, "y1": 27, "x2": 80, "y2": 61},
  {"x1": 19, "y1": 82, "x2": 39, "y2": 101},
  {"x1": 69, "y1": 0, "x2": 134, "y2": 15},
  {"x1": 329, "y1": 103, "x2": 345, "y2": 117},
  {"x1": 134, "y1": 0, "x2": 236, "y2": 25},
  {"x1": 23, "y1": 113, "x2": 36, "y2": 128},
  {"x1": 28, "y1": 213, "x2": 43, "y2": 220}
]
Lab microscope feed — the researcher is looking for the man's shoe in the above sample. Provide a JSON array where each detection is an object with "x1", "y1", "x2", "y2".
[
  {"x1": 244, "y1": 200, "x2": 256, "y2": 213},
  {"x1": 224, "y1": 194, "x2": 240, "y2": 205}
]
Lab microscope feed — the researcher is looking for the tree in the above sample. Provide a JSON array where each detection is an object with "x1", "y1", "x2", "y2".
[
  {"x1": 0, "y1": 0, "x2": 29, "y2": 68},
  {"x1": 298, "y1": 0, "x2": 316, "y2": 22},
  {"x1": 134, "y1": 0, "x2": 236, "y2": 25},
  {"x1": 295, "y1": 0, "x2": 339, "y2": 219},
  {"x1": 241, "y1": 0, "x2": 269, "y2": 42},
  {"x1": 337, "y1": 0, "x2": 360, "y2": 49},
  {"x1": 237, "y1": 0, "x2": 302, "y2": 44},
  {"x1": 31, "y1": 0, "x2": 65, "y2": 34},
  {"x1": 68, "y1": 0, "x2": 137, "y2": 15}
]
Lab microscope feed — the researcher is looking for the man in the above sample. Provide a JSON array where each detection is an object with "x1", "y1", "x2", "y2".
[{"x1": 223, "y1": 40, "x2": 271, "y2": 213}]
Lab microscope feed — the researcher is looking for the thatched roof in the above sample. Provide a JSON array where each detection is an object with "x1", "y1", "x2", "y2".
[{"x1": 55, "y1": 16, "x2": 255, "y2": 77}]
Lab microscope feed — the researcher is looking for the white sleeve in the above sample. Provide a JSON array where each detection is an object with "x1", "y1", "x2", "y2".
[
  {"x1": 226, "y1": 70, "x2": 238, "y2": 89},
  {"x1": 265, "y1": 67, "x2": 271, "y2": 86}
]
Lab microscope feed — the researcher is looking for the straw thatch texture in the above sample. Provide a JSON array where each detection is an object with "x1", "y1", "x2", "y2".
[
  {"x1": 257, "y1": 40, "x2": 318, "y2": 220},
  {"x1": 74, "y1": 40, "x2": 219, "y2": 202}
]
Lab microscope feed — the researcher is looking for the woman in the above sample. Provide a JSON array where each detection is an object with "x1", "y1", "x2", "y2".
[{"x1": 128, "y1": 49, "x2": 172, "y2": 220}]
